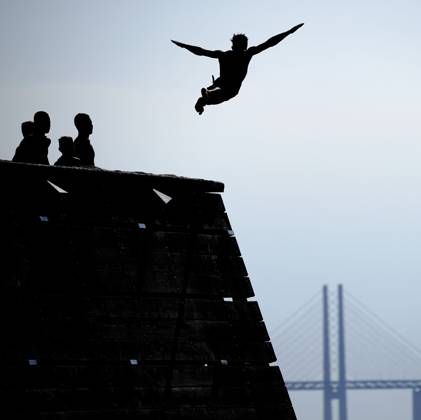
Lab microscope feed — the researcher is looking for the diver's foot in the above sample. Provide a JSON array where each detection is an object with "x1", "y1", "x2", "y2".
[
  {"x1": 201, "y1": 88, "x2": 208, "y2": 99},
  {"x1": 195, "y1": 98, "x2": 205, "y2": 115}
]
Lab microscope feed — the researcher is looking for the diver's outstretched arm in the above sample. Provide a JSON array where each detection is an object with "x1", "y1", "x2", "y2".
[
  {"x1": 171, "y1": 40, "x2": 222, "y2": 59},
  {"x1": 248, "y1": 23, "x2": 304, "y2": 56}
]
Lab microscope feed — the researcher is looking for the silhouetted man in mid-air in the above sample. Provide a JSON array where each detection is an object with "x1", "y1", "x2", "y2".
[
  {"x1": 13, "y1": 111, "x2": 51, "y2": 164},
  {"x1": 54, "y1": 136, "x2": 81, "y2": 167},
  {"x1": 74, "y1": 113, "x2": 95, "y2": 166},
  {"x1": 172, "y1": 23, "x2": 304, "y2": 114}
]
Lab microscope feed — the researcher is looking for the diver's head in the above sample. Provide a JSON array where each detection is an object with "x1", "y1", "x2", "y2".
[{"x1": 231, "y1": 33, "x2": 248, "y2": 52}]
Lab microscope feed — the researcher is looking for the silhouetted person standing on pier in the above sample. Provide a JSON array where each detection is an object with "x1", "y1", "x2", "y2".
[
  {"x1": 33, "y1": 111, "x2": 52, "y2": 165},
  {"x1": 172, "y1": 23, "x2": 304, "y2": 114},
  {"x1": 21, "y1": 120, "x2": 34, "y2": 138},
  {"x1": 12, "y1": 121, "x2": 34, "y2": 163},
  {"x1": 54, "y1": 136, "x2": 81, "y2": 167},
  {"x1": 74, "y1": 113, "x2": 95, "y2": 166},
  {"x1": 13, "y1": 111, "x2": 51, "y2": 164}
]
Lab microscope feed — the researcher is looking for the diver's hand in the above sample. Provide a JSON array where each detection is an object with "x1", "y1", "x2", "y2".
[
  {"x1": 171, "y1": 40, "x2": 186, "y2": 48},
  {"x1": 289, "y1": 23, "x2": 304, "y2": 34}
]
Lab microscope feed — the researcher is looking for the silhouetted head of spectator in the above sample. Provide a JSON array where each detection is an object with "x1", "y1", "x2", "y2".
[
  {"x1": 21, "y1": 121, "x2": 34, "y2": 138},
  {"x1": 58, "y1": 136, "x2": 74, "y2": 156},
  {"x1": 231, "y1": 34, "x2": 248, "y2": 52},
  {"x1": 74, "y1": 113, "x2": 93, "y2": 137},
  {"x1": 33, "y1": 111, "x2": 51, "y2": 135}
]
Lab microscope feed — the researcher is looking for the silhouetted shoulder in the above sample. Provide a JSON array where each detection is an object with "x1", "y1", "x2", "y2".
[
  {"x1": 12, "y1": 138, "x2": 30, "y2": 163},
  {"x1": 42, "y1": 136, "x2": 51, "y2": 147},
  {"x1": 54, "y1": 155, "x2": 81, "y2": 167},
  {"x1": 74, "y1": 137, "x2": 95, "y2": 166}
]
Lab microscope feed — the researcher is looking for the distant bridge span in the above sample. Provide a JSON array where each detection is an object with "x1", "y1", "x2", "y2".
[{"x1": 286, "y1": 379, "x2": 421, "y2": 391}]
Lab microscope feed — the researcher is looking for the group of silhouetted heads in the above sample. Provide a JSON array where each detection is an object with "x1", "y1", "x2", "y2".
[{"x1": 12, "y1": 111, "x2": 95, "y2": 167}]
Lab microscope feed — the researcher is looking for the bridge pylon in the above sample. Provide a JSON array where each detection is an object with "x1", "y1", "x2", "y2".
[
  {"x1": 323, "y1": 284, "x2": 348, "y2": 420},
  {"x1": 414, "y1": 389, "x2": 421, "y2": 420},
  {"x1": 284, "y1": 284, "x2": 421, "y2": 420}
]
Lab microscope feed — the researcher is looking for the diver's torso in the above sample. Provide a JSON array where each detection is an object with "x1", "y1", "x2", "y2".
[{"x1": 218, "y1": 50, "x2": 252, "y2": 90}]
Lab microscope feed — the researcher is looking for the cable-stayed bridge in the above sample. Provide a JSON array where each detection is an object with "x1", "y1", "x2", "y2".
[{"x1": 271, "y1": 285, "x2": 421, "y2": 420}]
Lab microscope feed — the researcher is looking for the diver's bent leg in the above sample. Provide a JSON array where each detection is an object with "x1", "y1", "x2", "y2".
[
  {"x1": 207, "y1": 77, "x2": 222, "y2": 91},
  {"x1": 195, "y1": 88, "x2": 239, "y2": 114},
  {"x1": 205, "y1": 88, "x2": 238, "y2": 105}
]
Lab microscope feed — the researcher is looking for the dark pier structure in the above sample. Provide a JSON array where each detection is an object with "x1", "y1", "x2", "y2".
[{"x1": 0, "y1": 160, "x2": 295, "y2": 419}]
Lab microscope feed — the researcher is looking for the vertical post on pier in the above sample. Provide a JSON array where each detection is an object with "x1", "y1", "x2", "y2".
[
  {"x1": 413, "y1": 389, "x2": 421, "y2": 420},
  {"x1": 337, "y1": 284, "x2": 348, "y2": 420},
  {"x1": 323, "y1": 285, "x2": 333, "y2": 420}
]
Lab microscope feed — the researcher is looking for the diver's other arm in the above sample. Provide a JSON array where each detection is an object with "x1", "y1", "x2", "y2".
[
  {"x1": 171, "y1": 40, "x2": 222, "y2": 58},
  {"x1": 249, "y1": 23, "x2": 304, "y2": 55}
]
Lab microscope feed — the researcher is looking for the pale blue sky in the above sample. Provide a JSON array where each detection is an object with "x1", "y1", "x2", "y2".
[{"x1": 1, "y1": 1, "x2": 421, "y2": 419}]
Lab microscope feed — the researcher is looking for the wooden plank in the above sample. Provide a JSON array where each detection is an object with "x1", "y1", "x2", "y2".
[
  {"x1": 0, "y1": 296, "x2": 263, "y2": 337},
  {"x1": 1, "y1": 327, "x2": 275, "y2": 364},
  {"x1": 37, "y1": 407, "x2": 258, "y2": 420},
  {"x1": 14, "y1": 191, "x2": 228, "y2": 232},
  {"x1": 184, "y1": 275, "x2": 254, "y2": 298},
  {"x1": 0, "y1": 190, "x2": 229, "y2": 236},
  {"x1": 175, "y1": 341, "x2": 276, "y2": 364},
  {"x1": 0, "y1": 365, "x2": 169, "y2": 389},
  {"x1": 139, "y1": 271, "x2": 254, "y2": 298},
  {"x1": 23, "y1": 341, "x2": 275, "y2": 364},
  {"x1": 176, "y1": 320, "x2": 269, "y2": 343},
  {"x1": 149, "y1": 192, "x2": 230, "y2": 232},
  {"x1": 0, "y1": 366, "x2": 292, "y2": 418},
  {"x1": 141, "y1": 253, "x2": 248, "y2": 279},
  {"x1": 1, "y1": 365, "x2": 286, "y2": 390},
  {"x1": 0, "y1": 387, "x2": 262, "y2": 413},
  {"x1": 246, "y1": 366, "x2": 286, "y2": 384},
  {"x1": 179, "y1": 299, "x2": 262, "y2": 321},
  {"x1": 15, "y1": 319, "x2": 270, "y2": 350},
  {"x1": 3, "y1": 226, "x2": 240, "y2": 268},
  {"x1": 26, "y1": 341, "x2": 144, "y2": 362},
  {"x1": 148, "y1": 232, "x2": 240, "y2": 257},
  {"x1": 19, "y1": 315, "x2": 270, "y2": 344},
  {"x1": 255, "y1": 404, "x2": 297, "y2": 420},
  {"x1": 33, "y1": 296, "x2": 262, "y2": 322},
  {"x1": 1, "y1": 387, "x2": 166, "y2": 411},
  {"x1": 0, "y1": 160, "x2": 224, "y2": 194},
  {"x1": 1, "y1": 220, "x2": 240, "y2": 264},
  {"x1": 26, "y1": 264, "x2": 253, "y2": 297},
  {"x1": 0, "y1": 385, "x2": 263, "y2": 411},
  {"x1": 40, "y1": 409, "x2": 165, "y2": 420}
]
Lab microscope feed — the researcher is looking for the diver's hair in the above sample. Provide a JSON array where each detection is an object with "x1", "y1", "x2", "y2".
[{"x1": 231, "y1": 33, "x2": 248, "y2": 48}]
